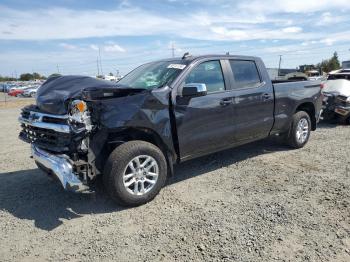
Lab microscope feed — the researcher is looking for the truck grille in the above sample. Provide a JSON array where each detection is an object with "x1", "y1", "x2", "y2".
[
  {"x1": 19, "y1": 108, "x2": 72, "y2": 152},
  {"x1": 335, "y1": 95, "x2": 350, "y2": 107}
]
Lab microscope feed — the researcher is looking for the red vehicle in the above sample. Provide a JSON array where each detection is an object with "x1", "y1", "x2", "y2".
[{"x1": 8, "y1": 89, "x2": 24, "y2": 97}]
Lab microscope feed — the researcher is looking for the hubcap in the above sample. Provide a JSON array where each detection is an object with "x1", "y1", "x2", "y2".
[
  {"x1": 122, "y1": 155, "x2": 159, "y2": 196},
  {"x1": 296, "y1": 118, "x2": 309, "y2": 144}
]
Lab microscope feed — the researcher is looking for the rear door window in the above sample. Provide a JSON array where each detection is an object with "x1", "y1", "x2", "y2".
[{"x1": 229, "y1": 60, "x2": 261, "y2": 89}]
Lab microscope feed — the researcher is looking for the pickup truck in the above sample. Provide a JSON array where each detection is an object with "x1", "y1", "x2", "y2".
[
  {"x1": 19, "y1": 54, "x2": 322, "y2": 206},
  {"x1": 322, "y1": 69, "x2": 350, "y2": 123}
]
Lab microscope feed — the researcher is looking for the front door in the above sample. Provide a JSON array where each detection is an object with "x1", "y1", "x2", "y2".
[{"x1": 173, "y1": 60, "x2": 236, "y2": 160}]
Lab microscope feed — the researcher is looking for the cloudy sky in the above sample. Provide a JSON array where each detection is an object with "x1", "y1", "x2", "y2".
[{"x1": 1, "y1": 0, "x2": 350, "y2": 77}]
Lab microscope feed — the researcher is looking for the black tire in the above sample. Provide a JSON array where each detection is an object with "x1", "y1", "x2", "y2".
[
  {"x1": 286, "y1": 111, "x2": 311, "y2": 149},
  {"x1": 103, "y1": 140, "x2": 167, "y2": 206}
]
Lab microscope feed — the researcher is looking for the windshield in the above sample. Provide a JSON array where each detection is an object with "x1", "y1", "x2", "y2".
[
  {"x1": 117, "y1": 61, "x2": 187, "y2": 89},
  {"x1": 328, "y1": 74, "x2": 350, "y2": 81}
]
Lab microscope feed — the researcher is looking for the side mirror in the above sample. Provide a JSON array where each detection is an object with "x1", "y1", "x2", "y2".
[{"x1": 182, "y1": 83, "x2": 207, "y2": 97}]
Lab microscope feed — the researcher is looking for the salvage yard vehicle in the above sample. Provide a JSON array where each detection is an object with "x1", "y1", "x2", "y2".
[
  {"x1": 322, "y1": 69, "x2": 350, "y2": 123},
  {"x1": 22, "y1": 86, "x2": 40, "y2": 97},
  {"x1": 18, "y1": 54, "x2": 322, "y2": 206}
]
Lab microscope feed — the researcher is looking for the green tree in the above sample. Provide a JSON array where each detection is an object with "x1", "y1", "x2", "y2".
[
  {"x1": 32, "y1": 72, "x2": 41, "y2": 79},
  {"x1": 317, "y1": 52, "x2": 341, "y2": 73},
  {"x1": 109, "y1": 72, "x2": 114, "y2": 76},
  {"x1": 48, "y1": 73, "x2": 61, "y2": 78},
  {"x1": 19, "y1": 73, "x2": 34, "y2": 81}
]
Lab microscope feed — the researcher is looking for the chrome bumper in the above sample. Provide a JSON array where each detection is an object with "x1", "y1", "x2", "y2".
[
  {"x1": 334, "y1": 105, "x2": 350, "y2": 116},
  {"x1": 31, "y1": 145, "x2": 89, "y2": 192}
]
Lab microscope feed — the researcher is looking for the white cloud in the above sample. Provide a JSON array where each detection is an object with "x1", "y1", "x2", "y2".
[
  {"x1": 238, "y1": 0, "x2": 350, "y2": 14},
  {"x1": 104, "y1": 44, "x2": 126, "y2": 53},
  {"x1": 89, "y1": 44, "x2": 99, "y2": 51},
  {"x1": 0, "y1": 5, "x2": 323, "y2": 42},
  {"x1": 282, "y1": 27, "x2": 302, "y2": 33},
  {"x1": 59, "y1": 43, "x2": 77, "y2": 50}
]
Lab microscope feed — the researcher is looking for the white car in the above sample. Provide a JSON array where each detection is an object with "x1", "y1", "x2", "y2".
[
  {"x1": 22, "y1": 86, "x2": 39, "y2": 97},
  {"x1": 322, "y1": 69, "x2": 350, "y2": 123}
]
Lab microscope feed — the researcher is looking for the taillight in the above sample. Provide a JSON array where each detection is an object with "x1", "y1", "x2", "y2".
[{"x1": 320, "y1": 83, "x2": 325, "y2": 89}]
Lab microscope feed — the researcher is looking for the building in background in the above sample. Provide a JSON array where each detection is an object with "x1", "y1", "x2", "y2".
[
  {"x1": 267, "y1": 68, "x2": 299, "y2": 80},
  {"x1": 342, "y1": 61, "x2": 350, "y2": 69}
]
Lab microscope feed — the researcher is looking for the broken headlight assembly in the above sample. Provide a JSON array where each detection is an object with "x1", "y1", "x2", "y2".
[{"x1": 68, "y1": 100, "x2": 93, "y2": 132}]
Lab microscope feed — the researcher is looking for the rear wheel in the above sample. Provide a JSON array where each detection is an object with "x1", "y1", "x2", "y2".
[
  {"x1": 103, "y1": 141, "x2": 167, "y2": 206},
  {"x1": 286, "y1": 111, "x2": 311, "y2": 149}
]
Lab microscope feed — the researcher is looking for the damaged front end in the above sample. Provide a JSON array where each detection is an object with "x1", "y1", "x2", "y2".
[{"x1": 19, "y1": 100, "x2": 95, "y2": 193}]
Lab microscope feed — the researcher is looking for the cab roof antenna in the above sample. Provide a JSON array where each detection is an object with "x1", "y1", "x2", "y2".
[{"x1": 182, "y1": 52, "x2": 191, "y2": 59}]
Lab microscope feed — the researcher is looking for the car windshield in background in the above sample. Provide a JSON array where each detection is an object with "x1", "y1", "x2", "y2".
[
  {"x1": 117, "y1": 61, "x2": 187, "y2": 89},
  {"x1": 328, "y1": 74, "x2": 350, "y2": 81}
]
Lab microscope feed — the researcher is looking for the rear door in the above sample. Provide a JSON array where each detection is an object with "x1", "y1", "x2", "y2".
[
  {"x1": 173, "y1": 59, "x2": 236, "y2": 160},
  {"x1": 226, "y1": 59, "x2": 274, "y2": 142}
]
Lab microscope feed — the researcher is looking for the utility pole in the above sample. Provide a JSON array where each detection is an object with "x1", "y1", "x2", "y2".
[
  {"x1": 96, "y1": 58, "x2": 100, "y2": 76},
  {"x1": 56, "y1": 64, "x2": 60, "y2": 74},
  {"x1": 278, "y1": 55, "x2": 282, "y2": 77},
  {"x1": 98, "y1": 46, "x2": 103, "y2": 76},
  {"x1": 169, "y1": 42, "x2": 175, "y2": 58}
]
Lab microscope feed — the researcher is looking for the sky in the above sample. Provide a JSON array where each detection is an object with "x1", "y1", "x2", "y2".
[{"x1": 0, "y1": 0, "x2": 350, "y2": 77}]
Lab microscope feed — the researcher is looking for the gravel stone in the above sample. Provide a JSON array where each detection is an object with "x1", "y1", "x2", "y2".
[{"x1": 0, "y1": 104, "x2": 349, "y2": 261}]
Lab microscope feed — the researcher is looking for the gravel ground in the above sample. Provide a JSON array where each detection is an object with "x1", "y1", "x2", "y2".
[{"x1": 0, "y1": 106, "x2": 349, "y2": 262}]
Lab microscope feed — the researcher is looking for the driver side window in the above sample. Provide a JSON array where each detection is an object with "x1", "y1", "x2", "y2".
[{"x1": 185, "y1": 60, "x2": 225, "y2": 93}]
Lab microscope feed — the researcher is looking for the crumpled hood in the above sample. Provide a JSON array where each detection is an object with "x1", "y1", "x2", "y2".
[
  {"x1": 36, "y1": 75, "x2": 117, "y2": 115},
  {"x1": 323, "y1": 79, "x2": 350, "y2": 97}
]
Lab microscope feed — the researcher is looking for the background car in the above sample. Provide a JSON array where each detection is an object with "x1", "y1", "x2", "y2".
[{"x1": 8, "y1": 88, "x2": 24, "y2": 97}]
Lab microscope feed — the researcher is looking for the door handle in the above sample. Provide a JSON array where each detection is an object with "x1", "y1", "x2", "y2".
[
  {"x1": 262, "y1": 93, "x2": 271, "y2": 100},
  {"x1": 220, "y1": 98, "x2": 233, "y2": 106}
]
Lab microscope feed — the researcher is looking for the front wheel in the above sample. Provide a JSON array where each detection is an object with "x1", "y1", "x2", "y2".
[
  {"x1": 286, "y1": 111, "x2": 311, "y2": 149},
  {"x1": 103, "y1": 141, "x2": 167, "y2": 206}
]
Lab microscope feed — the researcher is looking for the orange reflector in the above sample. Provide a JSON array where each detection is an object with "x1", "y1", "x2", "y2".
[{"x1": 76, "y1": 101, "x2": 86, "y2": 112}]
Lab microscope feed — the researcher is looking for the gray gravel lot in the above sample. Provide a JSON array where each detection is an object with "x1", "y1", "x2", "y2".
[{"x1": 0, "y1": 106, "x2": 349, "y2": 262}]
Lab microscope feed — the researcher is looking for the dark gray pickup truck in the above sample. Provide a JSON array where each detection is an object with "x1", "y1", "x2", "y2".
[{"x1": 19, "y1": 54, "x2": 322, "y2": 206}]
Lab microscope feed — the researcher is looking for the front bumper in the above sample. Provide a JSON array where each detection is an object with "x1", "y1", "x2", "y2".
[
  {"x1": 334, "y1": 105, "x2": 350, "y2": 117},
  {"x1": 32, "y1": 145, "x2": 90, "y2": 192}
]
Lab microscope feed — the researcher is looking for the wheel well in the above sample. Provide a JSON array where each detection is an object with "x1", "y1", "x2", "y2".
[
  {"x1": 104, "y1": 127, "x2": 175, "y2": 175},
  {"x1": 295, "y1": 102, "x2": 316, "y2": 130}
]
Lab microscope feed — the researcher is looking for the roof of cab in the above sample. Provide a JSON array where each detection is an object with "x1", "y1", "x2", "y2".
[{"x1": 155, "y1": 54, "x2": 259, "y2": 63}]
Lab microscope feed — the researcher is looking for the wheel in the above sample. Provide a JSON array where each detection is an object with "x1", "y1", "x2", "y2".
[
  {"x1": 30, "y1": 92, "x2": 35, "y2": 97},
  {"x1": 286, "y1": 111, "x2": 311, "y2": 149},
  {"x1": 103, "y1": 140, "x2": 167, "y2": 206}
]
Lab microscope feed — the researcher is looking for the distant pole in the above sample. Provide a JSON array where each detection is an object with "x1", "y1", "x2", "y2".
[
  {"x1": 98, "y1": 46, "x2": 103, "y2": 75},
  {"x1": 169, "y1": 42, "x2": 175, "y2": 58},
  {"x1": 15, "y1": 70, "x2": 17, "y2": 80},
  {"x1": 96, "y1": 58, "x2": 100, "y2": 76},
  {"x1": 278, "y1": 55, "x2": 282, "y2": 77},
  {"x1": 56, "y1": 64, "x2": 60, "y2": 74}
]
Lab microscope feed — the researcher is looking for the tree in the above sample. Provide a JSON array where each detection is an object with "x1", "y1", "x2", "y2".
[
  {"x1": 19, "y1": 73, "x2": 34, "y2": 81},
  {"x1": 317, "y1": 52, "x2": 341, "y2": 73},
  {"x1": 0, "y1": 75, "x2": 16, "y2": 81},
  {"x1": 48, "y1": 73, "x2": 61, "y2": 78},
  {"x1": 32, "y1": 72, "x2": 41, "y2": 79},
  {"x1": 109, "y1": 72, "x2": 114, "y2": 76}
]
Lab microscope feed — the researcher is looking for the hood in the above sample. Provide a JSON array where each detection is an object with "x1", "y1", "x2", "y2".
[
  {"x1": 35, "y1": 75, "x2": 142, "y2": 115},
  {"x1": 323, "y1": 79, "x2": 350, "y2": 97}
]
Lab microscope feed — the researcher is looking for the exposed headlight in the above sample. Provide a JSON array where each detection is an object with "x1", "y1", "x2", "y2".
[
  {"x1": 69, "y1": 100, "x2": 87, "y2": 115},
  {"x1": 68, "y1": 100, "x2": 92, "y2": 132}
]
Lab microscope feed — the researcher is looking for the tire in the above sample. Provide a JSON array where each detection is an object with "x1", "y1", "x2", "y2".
[
  {"x1": 103, "y1": 140, "x2": 167, "y2": 206},
  {"x1": 286, "y1": 111, "x2": 311, "y2": 149}
]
